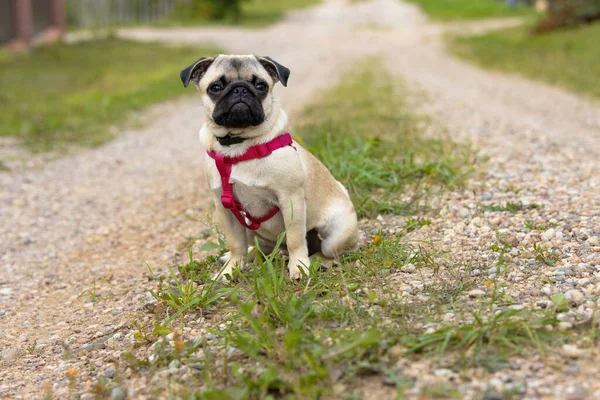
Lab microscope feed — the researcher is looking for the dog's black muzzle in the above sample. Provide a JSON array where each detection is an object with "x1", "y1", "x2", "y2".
[{"x1": 212, "y1": 81, "x2": 265, "y2": 129}]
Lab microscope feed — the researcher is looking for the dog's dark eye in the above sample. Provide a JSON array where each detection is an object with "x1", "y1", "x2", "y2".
[
  {"x1": 209, "y1": 84, "x2": 223, "y2": 93},
  {"x1": 255, "y1": 82, "x2": 267, "y2": 91}
]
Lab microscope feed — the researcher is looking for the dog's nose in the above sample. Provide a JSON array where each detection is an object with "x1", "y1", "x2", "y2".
[{"x1": 232, "y1": 86, "x2": 249, "y2": 97}]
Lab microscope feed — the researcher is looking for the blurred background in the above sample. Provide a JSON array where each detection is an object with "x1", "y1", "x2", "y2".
[{"x1": 0, "y1": 0, "x2": 598, "y2": 161}]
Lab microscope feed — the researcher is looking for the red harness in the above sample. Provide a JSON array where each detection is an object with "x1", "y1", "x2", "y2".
[{"x1": 207, "y1": 133, "x2": 295, "y2": 230}]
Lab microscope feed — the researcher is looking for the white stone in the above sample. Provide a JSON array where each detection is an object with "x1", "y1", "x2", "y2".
[
  {"x1": 562, "y1": 344, "x2": 585, "y2": 358},
  {"x1": 542, "y1": 228, "x2": 555, "y2": 242},
  {"x1": 565, "y1": 289, "x2": 584, "y2": 305},
  {"x1": 468, "y1": 289, "x2": 485, "y2": 298}
]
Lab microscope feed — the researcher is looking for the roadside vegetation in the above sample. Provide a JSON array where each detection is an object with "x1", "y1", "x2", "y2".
[
  {"x1": 449, "y1": 23, "x2": 600, "y2": 98},
  {"x1": 97, "y1": 63, "x2": 598, "y2": 399},
  {"x1": 404, "y1": 0, "x2": 534, "y2": 20},
  {"x1": 0, "y1": 38, "x2": 221, "y2": 153}
]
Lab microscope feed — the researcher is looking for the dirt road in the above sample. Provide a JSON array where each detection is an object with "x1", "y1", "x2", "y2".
[{"x1": 1, "y1": 0, "x2": 599, "y2": 398}]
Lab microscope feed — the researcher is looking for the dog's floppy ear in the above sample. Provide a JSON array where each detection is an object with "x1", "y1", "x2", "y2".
[
  {"x1": 180, "y1": 56, "x2": 216, "y2": 88},
  {"x1": 256, "y1": 56, "x2": 290, "y2": 87}
]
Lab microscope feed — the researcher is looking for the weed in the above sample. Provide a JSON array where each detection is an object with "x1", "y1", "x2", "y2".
[
  {"x1": 80, "y1": 278, "x2": 101, "y2": 303},
  {"x1": 524, "y1": 220, "x2": 559, "y2": 230},
  {"x1": 26, "y1": 340, "x2": 45, "y2": 354},
  {"x1": 92, "y1": 376, "x2": 112, "y2": 398},
  {"x1": 489, "y1": 243, "x2": 512, "y2": 276},
  {"x1": 422, "y1": 382, "x2": 462, "y2": 398},
  {"x1": 404, "y1": 282, "x2": 562, "y2": 370},
  {"x1": 533, "y1": 242, "x2": 561, "y2": 266},
  {"x1": 147, "y1": 251, "x2": 235, "y2": 328},
  {"x1": 483, "y1": 202, "x2": 541, "y2": 214}
]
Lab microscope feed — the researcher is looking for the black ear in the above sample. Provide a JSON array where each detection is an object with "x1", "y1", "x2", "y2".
[
  {"x1": 180, "y1": 57, "x2": 216, "y2": 88},
  {"x1": 256, "y1": 56, "x2": 290, "y2": 87}
]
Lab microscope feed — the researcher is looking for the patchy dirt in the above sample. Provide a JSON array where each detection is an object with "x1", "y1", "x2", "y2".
[{"x1": 1, "y1": 0, "x2": 599, "y2": 398}]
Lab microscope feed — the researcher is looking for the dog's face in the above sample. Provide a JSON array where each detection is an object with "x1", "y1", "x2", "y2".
[{"x1": 180, "y1": 55, "x2": 290, "y2": 130}]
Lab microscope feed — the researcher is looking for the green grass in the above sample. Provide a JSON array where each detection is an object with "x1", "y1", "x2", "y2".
[
  {"x1": 450, "y1": 23, "x2": 600, "y2": 98},
  {"x1": 134, "y1": 229, "x2": 590, "y2": 398},
  {"x1": 0, "y1": 38, "x2": 221, "y2": 153},
  {"x1": 296, "y1": 64, "x2": 474, "y2": 218},
  {"x1": 482, "y1": 201, "x2": 541, "y2": 214},
  {"x1": 405, "y1": 0, "x2": 534, "y2": 20}
]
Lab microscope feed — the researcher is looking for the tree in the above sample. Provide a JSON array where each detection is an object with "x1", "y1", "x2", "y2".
[
  {"x1": 534, "y1": 0, "x2": 600, "y2": 32},
  {"x1": 176, "y1": 0, "x2": 249, "y2": 22}
]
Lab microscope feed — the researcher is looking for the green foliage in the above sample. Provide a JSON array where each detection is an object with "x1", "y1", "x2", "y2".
[
  {"x1": 483, "y1": 202, "x2": 541, "y2": 214},
  {"x1": 533, "y1": 242, "x2": 561, "y2": 266},
  {"x1": 174, "y1": 0, "x2": 248, "y2": 22},
  {"x1": 524, "y1": 220, "x2": 559, "y2": 230},
  {"x1": 450, "y1": 23, "x2": 600, "y2": 98},
  {"x1": 534, "y1": 0, "x2": 600, "y2": 33},
  {"x1": 404, "y1": 283, "x2": 563, "y2": 370},
  {"x1": 166, "y1": 0, "x2": 319, "y2": 28},
  {"x1": 148, "y1": 252, "x2": 235, "y2": 326},
  {"x1": 0, "y1": 38, "x2": 221, "y2": 152}
]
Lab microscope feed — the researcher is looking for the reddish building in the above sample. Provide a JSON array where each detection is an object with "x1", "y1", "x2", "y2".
[{"x1": 1, "y1": 0, "x2": 66, "y2": 49}]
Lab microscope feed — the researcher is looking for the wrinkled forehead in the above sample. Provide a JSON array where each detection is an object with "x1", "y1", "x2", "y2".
[{"x1": 205, "y1": 55, "x2": 267, "y2": 83}]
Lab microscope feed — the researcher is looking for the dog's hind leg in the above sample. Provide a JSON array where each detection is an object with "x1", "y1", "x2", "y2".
[{"x1": 319, "y1": 202, "x2": 359, "y2": 260}]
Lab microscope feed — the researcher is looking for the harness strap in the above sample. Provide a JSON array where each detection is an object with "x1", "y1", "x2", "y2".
[{"x1": 207, "y1": 133, "x2": 295, "y2": 230}]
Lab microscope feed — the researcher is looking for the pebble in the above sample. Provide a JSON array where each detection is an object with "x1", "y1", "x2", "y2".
[
  {"x1": 468, "y1": 289, "x2": 485, "y2": 298},
  {"x1": 542, "y1": 286, "x2": 553, "y2": 295},
  {"x1": 402, "y1": 264, "x2": 416, "y2": 273},
  {"x1": 433, "y1": 368, "x2": 458, "y2": 378},
  {"x1": 104, "y1": 367, "x2": 116, "y2": 379},
  {"x1": 480, "y1": 192, "x2": 492, "y2": 201},
  {"x1": 0, "y1": 310, "x2": 5, "y2": 317},
  {"x1": 565, "y1": 289, "x2": 584, "y2": 305},
  {"x1": 482, "y1": 391, "x2": 503, "y2": 400},
  {"x1": 562, "y1": 344, "x2": 585, "y2": 358},
  {"x1": 110, "y1": 387, "x2": 127, "y2": 400},
  {"x1": 558, "y1": 322, "x2": 573, "y2": 331},
  {"x1": 542, "y1": 228, "x2": 555, "y2": 241}
]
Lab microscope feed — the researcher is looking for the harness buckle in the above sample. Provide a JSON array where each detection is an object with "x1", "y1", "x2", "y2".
[{"x1": 221, "y1": 193, "x2": 235, "y2": 209}]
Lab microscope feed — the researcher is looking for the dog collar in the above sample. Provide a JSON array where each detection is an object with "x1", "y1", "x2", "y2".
[
  {"x1": 216, "y1": 134, "x2": 247, "y2": 147},
  {"x1": 207, "y1": 133, "x2": 295, "y2": 230}
]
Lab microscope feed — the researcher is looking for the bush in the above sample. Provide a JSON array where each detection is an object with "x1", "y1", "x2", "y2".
[
  {"x1": 175, "y1": 0, "x2": 249, "y2": 22},
  {"x1": 534, "y1": 0, "x2": 600, "y2": 33}
]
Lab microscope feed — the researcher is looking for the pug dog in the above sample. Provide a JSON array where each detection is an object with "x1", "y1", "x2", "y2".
[{"x1": 180, "y1": 54, "x2": 358, "y2": 280}]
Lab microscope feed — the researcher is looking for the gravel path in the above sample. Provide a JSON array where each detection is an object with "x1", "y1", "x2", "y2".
[{"x1": 1, "y1": 0, "x2": 599, "y2": 398}]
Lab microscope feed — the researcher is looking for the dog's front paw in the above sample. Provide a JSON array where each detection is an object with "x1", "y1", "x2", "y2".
[
  {"x1": 219, "y1": 251, "x2": 232, "y2": 265},
  {"x1": 288, "y1": 257, "x2": 310, "y2": 279}
]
